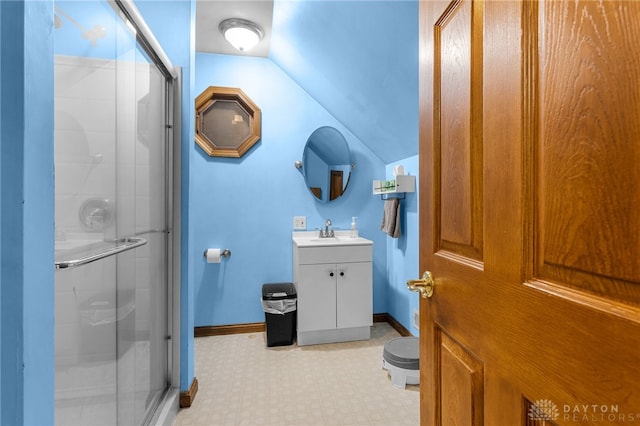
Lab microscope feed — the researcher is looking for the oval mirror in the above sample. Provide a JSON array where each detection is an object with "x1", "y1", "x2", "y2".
[{"x1": 302, "y1": 126, "x2": 352, "y2": 202}]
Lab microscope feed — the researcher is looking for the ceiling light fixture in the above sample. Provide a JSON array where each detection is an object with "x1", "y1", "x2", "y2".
[{"x1": 219, "y1": 18, "x2": 264, "y2": 52}]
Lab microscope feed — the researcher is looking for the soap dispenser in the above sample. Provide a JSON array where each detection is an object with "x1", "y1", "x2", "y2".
[{"x1": 350, "y1": 217, "x2": 358, "y2": 238}]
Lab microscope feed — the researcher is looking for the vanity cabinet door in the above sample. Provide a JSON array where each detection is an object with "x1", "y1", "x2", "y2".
[
  {"x1": 336, "y1": 262, "x2": 372, "y2": 329},
  {"x1": 297, "y1": 263, "x2": 337, "y2": 332}
]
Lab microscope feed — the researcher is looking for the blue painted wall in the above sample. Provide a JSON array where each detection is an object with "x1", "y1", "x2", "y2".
[
  {"x1": 193, "y1": 52, "x2": 389, "y2": 326},
  {"x1": 270, "y1": 0, "x2": 419, "y2": 164},
  {"x1": 385, "y1": 156, "x2": 420, "y2": 335},
  {"x1": 0, "y1": 1, "x2": 55, "y2": 424},
  {"x1": 0, "y1": 2, "x2": 3, "y2": 415}
]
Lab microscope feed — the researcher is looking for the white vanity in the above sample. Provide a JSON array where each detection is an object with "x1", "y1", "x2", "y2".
[{"x1": 292, "y1": 231, "x2": 373, "y2": 346}]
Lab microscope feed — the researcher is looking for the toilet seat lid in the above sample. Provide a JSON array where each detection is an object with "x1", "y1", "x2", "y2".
[{"x1": 383, "y1": 337, "x2": 419, "y2": 370}]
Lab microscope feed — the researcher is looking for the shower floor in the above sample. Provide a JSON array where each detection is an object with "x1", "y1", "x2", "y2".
[{"x1": 55, "y1": 340, "x2": 153, "y2": 425}]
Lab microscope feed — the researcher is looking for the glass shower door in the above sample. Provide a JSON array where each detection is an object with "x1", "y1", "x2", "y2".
[
  {"x1": 114, "y1": 17, "x2": 169, "y2": 424},
  {"x1": 54, "y1": 1, "x2": 171, "y2": 424}
]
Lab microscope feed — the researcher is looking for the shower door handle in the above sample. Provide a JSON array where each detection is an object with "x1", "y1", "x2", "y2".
[{"x1": 55, "y1": 237, "x2": 147, "y2": 270}]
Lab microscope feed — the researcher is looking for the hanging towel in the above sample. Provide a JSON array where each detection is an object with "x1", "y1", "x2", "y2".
[{"x1": 380, "y1": 197, "x2": 401, "y2": 238}]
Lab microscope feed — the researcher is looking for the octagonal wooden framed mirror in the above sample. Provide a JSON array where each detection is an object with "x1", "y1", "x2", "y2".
[{"x1": 195, "y1": 86, "x2": 261, "y2": 158}]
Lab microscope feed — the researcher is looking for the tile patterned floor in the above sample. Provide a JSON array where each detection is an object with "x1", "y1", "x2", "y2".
[{"x1": 173, "y1": 322, "x2": 419, "y2": 426}]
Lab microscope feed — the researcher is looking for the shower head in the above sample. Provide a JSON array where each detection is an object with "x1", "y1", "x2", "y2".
[
  {"x1": 54, "y1": 6, "x2": 106, "y2": 47},
  {"x1": 82, "y1": 25, "x2": 107, "y2": 47}
]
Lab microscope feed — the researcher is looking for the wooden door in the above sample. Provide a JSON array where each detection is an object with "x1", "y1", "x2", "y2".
[
  {"x1": 330, "y1": 170, "x2": 344, "y2": 200},
  {"x1": 418, "y1": 0, "x2": 640, "y2": 424}
]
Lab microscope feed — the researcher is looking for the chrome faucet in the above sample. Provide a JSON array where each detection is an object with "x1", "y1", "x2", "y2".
[
  {"x1": 325, "y1": 219, "x2": 332, "y2": 236},
  {"x1": 319, "y1": 219, "x2": 335, "y2": 238}
]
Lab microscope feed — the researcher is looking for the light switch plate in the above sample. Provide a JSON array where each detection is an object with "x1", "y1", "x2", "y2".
[
  {"x1": 413, "y1": 309, "x2": 419, "y2": 329},
  {"x1": 293, "y1": 216, "x2": 307, "y2": 230}
]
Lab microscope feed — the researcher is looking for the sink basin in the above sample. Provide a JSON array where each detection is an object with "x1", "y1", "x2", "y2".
[
  {"x1": 308, "y1": 236, "x2": 353, "y2": 242},
  {"x1": 293, "y1": 231, "x2": 372, "y2": 247}
]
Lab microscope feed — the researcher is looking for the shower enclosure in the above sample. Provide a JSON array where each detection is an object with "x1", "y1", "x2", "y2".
[{"x1": 54, "y1": 1, "x2": 177, "y2": 424}]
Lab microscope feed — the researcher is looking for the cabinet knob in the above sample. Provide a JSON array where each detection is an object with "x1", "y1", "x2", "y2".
[
  {"x1": 329, "y1": 272, "x2": 334, "y2": 277},
  {"x1": 340, "y1": 272, "x2": 345, "y2": 277}
]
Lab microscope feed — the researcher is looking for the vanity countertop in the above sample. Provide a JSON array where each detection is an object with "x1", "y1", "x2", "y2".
[{"x1": 292, "y1": 231, "x2": 373, "y2": 248}]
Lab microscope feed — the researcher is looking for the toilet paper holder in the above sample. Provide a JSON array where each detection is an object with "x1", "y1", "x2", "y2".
[{"x1": 202, "y1": 249, "x2": 231, "y2": 258}]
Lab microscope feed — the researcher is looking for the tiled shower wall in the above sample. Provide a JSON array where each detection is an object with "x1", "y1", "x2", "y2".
[
  {"x1": 55, "y1": 55, "x2": 119, "y2": 370},
  {"x1": 54, "y1": 54, "x2": 154, "y2": 390}
]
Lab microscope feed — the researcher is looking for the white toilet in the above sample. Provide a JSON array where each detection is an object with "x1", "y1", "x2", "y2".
[{"x1": 382, "y1": 337, "x2": 420, "y2": 389}]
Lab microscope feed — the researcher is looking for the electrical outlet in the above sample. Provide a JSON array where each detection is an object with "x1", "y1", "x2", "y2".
[
  {"x1": 413, "y1": 309, "x2": 419, "y2": 329},
  {"x1": 293, "y1": 216, "x2": 307, "y2": 230}
]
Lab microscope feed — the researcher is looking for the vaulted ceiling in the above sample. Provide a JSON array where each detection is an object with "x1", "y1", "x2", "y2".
[{"x1": 196, "y1": 0, "x2": 419, "y2": 164}]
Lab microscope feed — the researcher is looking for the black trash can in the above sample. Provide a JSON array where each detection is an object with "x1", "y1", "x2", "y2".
[{"x1": 261, "y1": 283, "x2": 297, "y2": 347}]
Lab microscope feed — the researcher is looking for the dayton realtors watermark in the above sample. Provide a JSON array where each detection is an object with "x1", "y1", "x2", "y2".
[
  {"x1": 529, "y1": 400, "x2": 640, "y2": 423},
  {"x1": 564, "y1": 404, "x2": 639, "y2": 423}
]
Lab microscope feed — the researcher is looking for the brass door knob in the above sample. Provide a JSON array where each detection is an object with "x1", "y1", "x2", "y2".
[{"x1": 407, "y1": 271, "x2": 435, "y2": 299}]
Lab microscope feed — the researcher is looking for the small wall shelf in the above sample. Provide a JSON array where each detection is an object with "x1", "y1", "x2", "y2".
[{"x1": 373, "y1": 175, "x2": 415, "y2": 198}]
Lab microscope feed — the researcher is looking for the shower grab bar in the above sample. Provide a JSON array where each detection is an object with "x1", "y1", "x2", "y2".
[{"x1": 55, "y1": 237, "x2": 147, "y2": 270}]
